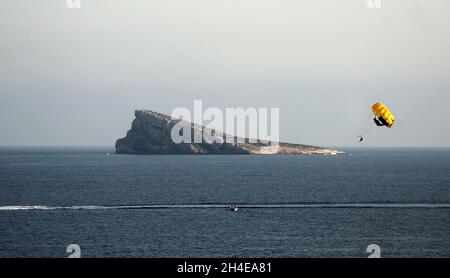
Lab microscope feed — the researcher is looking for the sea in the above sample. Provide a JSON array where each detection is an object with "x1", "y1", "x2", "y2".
[{"x1": 0, "y1": 147, "x2": 449, "y2": 258}]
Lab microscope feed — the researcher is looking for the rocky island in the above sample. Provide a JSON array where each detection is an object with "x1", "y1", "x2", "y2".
[{"x1": 115, "y1": 110, "x2": 345, "y2": 155}]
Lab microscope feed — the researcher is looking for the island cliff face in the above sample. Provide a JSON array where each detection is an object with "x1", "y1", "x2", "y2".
[{"x1": 115, "y1": 110, "x2": 345, "y2": 155}]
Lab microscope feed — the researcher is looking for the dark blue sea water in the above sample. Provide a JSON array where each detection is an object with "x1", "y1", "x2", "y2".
[{"x1": 0, "y1": 147, "x2": 449, "y2": 258}]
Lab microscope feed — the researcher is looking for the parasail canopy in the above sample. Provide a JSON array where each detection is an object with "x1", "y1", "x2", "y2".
[{"x1": 372, "y1": 102, "x2": 395, "y2": 128}]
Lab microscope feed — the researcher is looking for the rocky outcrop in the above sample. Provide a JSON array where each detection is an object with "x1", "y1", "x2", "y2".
[{"x1": 115, "y1": 110, "x2": 345, "y2": 155}]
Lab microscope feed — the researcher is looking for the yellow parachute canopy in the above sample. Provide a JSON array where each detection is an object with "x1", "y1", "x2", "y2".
[{"x1": 372, "y1": 102, "x2": 395, "y2": 128}]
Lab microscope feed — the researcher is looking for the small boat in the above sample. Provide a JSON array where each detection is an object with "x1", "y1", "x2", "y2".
[{"x1": 228, "y1": 204, "x2": 238, "y2": 211}]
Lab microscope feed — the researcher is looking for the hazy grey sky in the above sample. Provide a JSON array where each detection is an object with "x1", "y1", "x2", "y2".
[{"x1": 1, "y1": 0, "x2": 449, "y2": 147}]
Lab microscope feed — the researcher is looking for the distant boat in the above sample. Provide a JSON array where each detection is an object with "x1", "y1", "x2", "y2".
[{"x1": 228, "y1": 204, "x2": 238, "y2": 212}]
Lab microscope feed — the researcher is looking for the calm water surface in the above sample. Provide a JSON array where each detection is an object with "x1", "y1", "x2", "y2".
[{"x1": 0, "y1": 147, "x2": 449, "y2": 257}]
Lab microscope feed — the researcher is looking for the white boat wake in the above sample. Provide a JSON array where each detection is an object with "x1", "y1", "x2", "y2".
[{"x1": 1, "y1": 203, "x2": 450, "y2": 211}]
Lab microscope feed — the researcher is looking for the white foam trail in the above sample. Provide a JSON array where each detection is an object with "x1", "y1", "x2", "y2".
[
  {"x1": 1, "y1": 203, "x2": 450, "y2": 211},
  {"x1": 0, "y1": 206, "x2": 52, "y2": 210},
  {"x1": 0, "y1": 205, "x2": 109, "y2": 210}
]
